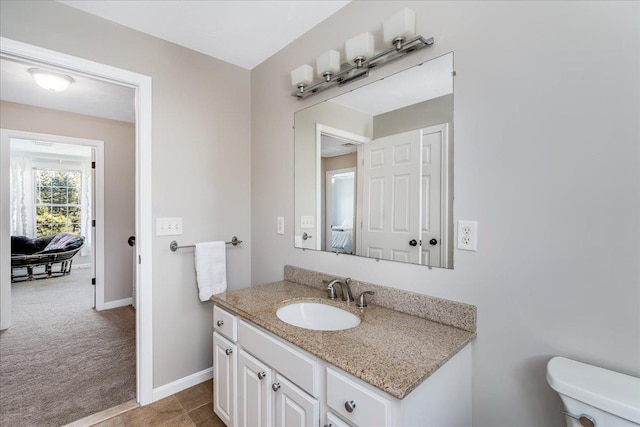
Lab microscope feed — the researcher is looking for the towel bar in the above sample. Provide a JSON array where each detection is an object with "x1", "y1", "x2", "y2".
[{"x1": 170, "y1": 236, "x2": 242, "y2": 252}]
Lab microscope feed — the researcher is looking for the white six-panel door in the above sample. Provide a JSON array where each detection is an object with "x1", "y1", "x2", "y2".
[
  {"x1": 361, "y1": 124, "x2": 447, "y2": 266},
  {"x1": 361, "y1": 129, "x2": 422, "y2": 263}
]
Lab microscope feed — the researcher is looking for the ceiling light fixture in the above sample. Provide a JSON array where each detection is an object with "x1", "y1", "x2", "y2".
[
  {"x1": 28, "y1": 68, "x2": 75, "y2": 92},
  {"x1": 291, "y1": 8, "x2": 433, "y2": 100}
]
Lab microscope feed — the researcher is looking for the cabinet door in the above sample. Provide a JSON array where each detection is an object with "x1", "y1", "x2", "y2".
[
  {"x1": 238, "y1": 349, "x2": 272, "y2": 427},
  {"x1": 214, "y1": 332, "x2": 236, "y2": 427},
  {"x1": 274, "y1": 374, "x2": 319, "y2": 427}
]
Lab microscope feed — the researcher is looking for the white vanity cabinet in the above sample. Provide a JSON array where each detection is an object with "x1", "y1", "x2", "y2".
[
  {"x1": 213, "y1": 304, "x2": 472, "y2": 427},
  {"x1": 214, "y1": 306, "x2": 320, "y2": 427}
]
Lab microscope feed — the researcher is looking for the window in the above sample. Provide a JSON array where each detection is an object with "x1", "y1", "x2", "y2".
[{"x1": 35, "y1": 169, "x2": 82, "y2": 237}]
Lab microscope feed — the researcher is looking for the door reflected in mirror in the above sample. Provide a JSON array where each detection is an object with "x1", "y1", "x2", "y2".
[{"x1": 294, "y1": 52, "x2": 454, "y2": 269}]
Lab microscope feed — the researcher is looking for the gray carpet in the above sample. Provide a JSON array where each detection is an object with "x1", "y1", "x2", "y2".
[{"x1": 0, "y1": 268, "x2": 136, "y2": 426}]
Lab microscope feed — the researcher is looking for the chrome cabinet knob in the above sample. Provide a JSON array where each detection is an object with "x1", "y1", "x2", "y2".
[
  {"x1": 225, "y1": 348, "x2": 233, "y2": 356},
  {"x1": 345, "y1": 400, "x2": 356, "y2": 413},
  {"x1": 216, "y1": 320, "x2": 224, "y2": 327},
  {"x1": 257, "y1": 371, "x2": 266, "y2": 380},
  {"x1": 272, "y1": 382, "x2": 281, "y2": 392}
]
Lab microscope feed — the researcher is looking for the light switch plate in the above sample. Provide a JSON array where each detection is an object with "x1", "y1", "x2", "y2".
[
  {"x1": 301, "y1": 216, "x2": 314, "y2": 229},
  {"x1": 156, "y1": 217, "x2": 183, "y2": 236},
  {"x1": 277, "y1": 216, "x2": 285, "y2": 235}
]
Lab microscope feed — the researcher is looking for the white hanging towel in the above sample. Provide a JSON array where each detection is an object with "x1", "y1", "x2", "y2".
[{"x1": 194, "y1": 241, "x2": 227, "y2": 301}]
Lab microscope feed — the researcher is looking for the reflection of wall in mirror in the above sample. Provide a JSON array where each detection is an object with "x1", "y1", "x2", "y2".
[
  {"x1": 294, "y1": 102, "x2": 372, "y2": 249},
  {"x1": 373, "y1": 94, "x2": 453, "y2": 138}
]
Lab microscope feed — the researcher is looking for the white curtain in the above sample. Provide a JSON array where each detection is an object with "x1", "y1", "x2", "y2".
[
  {"x1": 80, "y1": 160, "x2": 92, "y2": 256},
  {"x1": 10, "y1": 155, "x2": 36, "y2": 237}
]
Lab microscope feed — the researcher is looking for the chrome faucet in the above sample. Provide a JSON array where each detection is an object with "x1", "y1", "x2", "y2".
[{"x1": 326, "y1": 278, "x2": 354, "y2": 302}]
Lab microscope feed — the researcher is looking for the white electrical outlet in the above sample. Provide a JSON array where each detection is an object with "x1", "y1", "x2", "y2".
[
  {"x1": 457, "y1": 220, "x2": 478, "y2": 251},
  {"x1": 156, "y1": 217, "x2": 183, "y2": 236},
  {"x1": 277, "y1": 216, "x2": 285, "y2": 235},
  {"x1": 301, "y1": 216, "x2": 314, "y2": 229}
]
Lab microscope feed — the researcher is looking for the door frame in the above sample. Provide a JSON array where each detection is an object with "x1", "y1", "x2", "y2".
[
  {"x1": 1, "y1": 130, "x2": 106, "y2": 308},
  {"x1": 423, "y1": 123, "x2": 451, "y2": 268},
  {"x1": 315, "y1": 124, "x2": 369, "y2": 253},
  {"x1": 0, "y1": 37, "x2": 154, "y2": 405}
]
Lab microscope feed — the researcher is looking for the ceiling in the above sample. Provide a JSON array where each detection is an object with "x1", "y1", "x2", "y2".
[
  {"x1": 1, "y1": 1, "x2": 351, "y2": 123},
  {"x1": 59, "y1": 0, "x2": 351, "y2": 70},
  {"x1": 0, "y1": 58, "x2": 136, "y2": 122}
]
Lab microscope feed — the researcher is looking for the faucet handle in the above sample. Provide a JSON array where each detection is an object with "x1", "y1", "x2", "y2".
[
  {"x1": 327, "y1": 279, "x2": 340, "y2": 299},
  {"x1": 327, "y1": 285, "x2": 338, "y2": 299},
  {"x1": 356, "y1": 291, "x2": 375, "y2": 308}
]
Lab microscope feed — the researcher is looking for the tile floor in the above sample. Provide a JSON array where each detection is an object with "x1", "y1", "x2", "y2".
[{"x1": 92, "y1": 380, "x2": 225, "y2": 426}]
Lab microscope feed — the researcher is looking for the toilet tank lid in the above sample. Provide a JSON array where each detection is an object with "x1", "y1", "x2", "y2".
[{"x1": 547, "y1": 357, "x2": 640, "y2": 424}]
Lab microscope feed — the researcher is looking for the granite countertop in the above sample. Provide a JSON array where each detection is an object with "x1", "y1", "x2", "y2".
[{"x1": 211, "y1": 280, "x2": 475, "y2": 400}]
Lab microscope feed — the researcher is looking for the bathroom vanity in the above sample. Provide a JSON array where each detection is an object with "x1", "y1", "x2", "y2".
[{"x1": 211, "y1": 267, "x2": 476, "y2": 427}]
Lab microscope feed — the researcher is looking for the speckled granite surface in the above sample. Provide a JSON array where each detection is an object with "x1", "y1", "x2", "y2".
[
  {"x1": 284, "y1": 265, "x2": 477, "y2": 332},
  {"x1": 211, "y1": 280, "x2": 475, "y2": 400}
]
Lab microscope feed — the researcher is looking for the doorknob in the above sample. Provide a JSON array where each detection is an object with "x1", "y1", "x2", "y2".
[
  {"x1": 302, "y1": 232, "x2": 313, "y2": 240},
  {"x1": 409, "y1": 239, "x2": 417, "y2": 247},
  {"x1": 128, "y1": 236, "x2": 135, "y2": 247},
  {"x1": 429, "y1": 238, "x2": 438, "y2": 246}
]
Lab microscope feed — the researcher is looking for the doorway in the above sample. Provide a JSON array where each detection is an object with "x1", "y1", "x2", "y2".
[
  {"x1": 0, "y1": 36, "x2": 154, "y2": 410},
  {"x1": 4, "y1": 131, "x2": 105, "y2": 307}
]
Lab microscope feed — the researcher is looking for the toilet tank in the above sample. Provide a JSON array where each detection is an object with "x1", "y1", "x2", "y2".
[{"x1": 547, "y1": 357, "x2": 640, "y2": 425}]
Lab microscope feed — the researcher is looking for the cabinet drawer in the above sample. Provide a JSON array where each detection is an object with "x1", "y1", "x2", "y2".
[
  {"x1": 326, "y1": 412, "x2": 352, "y2": 427},
  {"x1": 214, "y1": 305, "x2": 237, "y2": 342},
  {"x1": 238, "y1": 320, "x2": 319, "y2": 398},
  {"x1": 326, "y1": 368, "x2": 392, "y2": 427}
]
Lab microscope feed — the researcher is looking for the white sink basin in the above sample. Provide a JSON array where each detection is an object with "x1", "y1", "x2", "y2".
[{"x1": 276, "y1": 302, "x2": 361, "y2": 331}]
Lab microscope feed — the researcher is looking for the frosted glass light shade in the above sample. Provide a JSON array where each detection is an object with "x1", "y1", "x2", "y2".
[
  {"x1": 290, "y1": 64, "x2": 314, "y2": 87},
  {"x1": 345, "y1": 32, "x2": 375, "y2": 62},
  {"x1": 383, "y1": 8, "x2": 416, "y2": 44},
  {"x1": 316, "y1": 50, "x2": 341, "y2": 77},
  {"x1": 29, "y1": 68, "x2": 74, "y2": 92}
]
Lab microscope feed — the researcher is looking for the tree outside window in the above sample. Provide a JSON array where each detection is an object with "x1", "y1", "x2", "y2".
[{"x1": 35, "y1": 169, "x2": 82, "y2": 237}]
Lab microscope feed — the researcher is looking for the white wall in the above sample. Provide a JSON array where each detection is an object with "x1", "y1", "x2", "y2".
[
  {"x1": 251, "y1": 2, "x2": 640, "y2": 426},
  {"x1": 0, "y1": 1, "x2": 252, "y2": 388}
]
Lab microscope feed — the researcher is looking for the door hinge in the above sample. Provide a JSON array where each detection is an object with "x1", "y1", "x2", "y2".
[
  {"x1": 91, "y1": 278, "x2": 96, "y2": 285},
  {"x1": 92, "y1": 219, "x2": 96, "y2": 227},
  {"x1": 91, "y1": 161, "x2": 96, "y2": 169},
  {"x1": 138, "y1": 255, "x2": 142, "y2": 264}
]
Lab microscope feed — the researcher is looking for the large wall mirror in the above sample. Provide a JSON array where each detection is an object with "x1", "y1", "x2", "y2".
[{"x1": 294, "y1": 52, "x2": 454, "y2": 269}]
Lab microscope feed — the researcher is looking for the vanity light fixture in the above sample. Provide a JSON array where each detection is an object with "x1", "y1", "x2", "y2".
[
  {"x1": 383, "y1": 8, "x2": 416, "y2": 51},
  {"x1": 28, "y1": 68, "x2": 74, "y2": 92},
  {"x1": 291, "y1": 64, "x2": 314, "y2": 94},
  {"x1": 316, "y1": 49, "x2": 341, "y2": 82},
  {"x1": 290, "y1": 8, "x2": 433, "y2": 100},
  {"x1": 345, "y1": 32, "x2": 375, "y2": 68}
]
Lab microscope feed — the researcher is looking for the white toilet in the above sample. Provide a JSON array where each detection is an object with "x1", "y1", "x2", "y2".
[{"x1": 547, "y1": 356, "x2": 640, "y2": 426}]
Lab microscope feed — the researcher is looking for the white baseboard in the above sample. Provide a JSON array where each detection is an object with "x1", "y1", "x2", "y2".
[
  {"x1": 99, "y1": 297, "x2": 133, "y2": 311},
  {"x1": 73, "y1": 263, "x2": 91, "y2": 269},
  {"x1": 152, "y1": 367, "x2": 213, "y2": 402}
]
